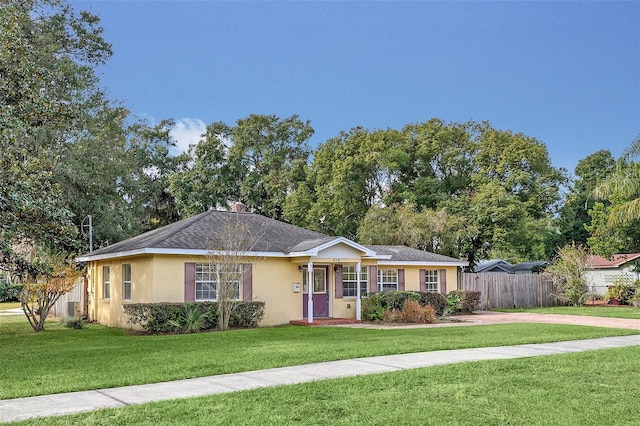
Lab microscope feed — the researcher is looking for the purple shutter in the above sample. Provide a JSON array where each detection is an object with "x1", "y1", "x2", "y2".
[
  {"x1": 398, "y1": 269, "x2": 405, "y2": 291},
  {"x1": 335, "y1": 265, "x2": 343, "y2": 299},
  {"x1": 369, "y1": 266, "x2": 378, "y2": 293},
  {"x1": 185, "y1": 263, "x2": 195, "y2": 302},
  {"x1": 419, "y1": 269, "x2": 426, "y2": 292},
  {"x1": 439, "y1": 269, "x2": 447, "y2": 295},
  {"x1": 243, "y1": 263, "x2": 253, "y2": 302}
]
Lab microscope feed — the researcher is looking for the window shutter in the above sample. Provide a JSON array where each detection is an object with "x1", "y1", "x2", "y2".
[
  {"x1": 335, "y1": 265, "x2": 343, "y2": 299},
  {"x1": 419, "y1": 269, "x2": 426, "y2": 292},
  {"x1": 439, "y1": 269, "x2": 447, "y2": 295},
  {"x1": 369, "y1": 265, "x2": 378, "y2": 293},
  {"x1": 398, "y1": 268, "x2": 405, "y2": 291},
  {"x1": 243, "y1": 263, "x2": 253, "y2": 302},
  {"x1": 184, "y1": 263, "x2": 195, "y2": 302}
]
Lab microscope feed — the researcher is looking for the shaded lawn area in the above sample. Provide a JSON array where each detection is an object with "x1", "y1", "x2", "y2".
[
  {"x1": 14, "y1": 345, "x2": 640, "y2": 425},
  {"x1": 1, "y1": 315, "x2": 637, "y2": 399},
  {"x1": 496, "y1": 305, "x2": 640, "y2": 319}
]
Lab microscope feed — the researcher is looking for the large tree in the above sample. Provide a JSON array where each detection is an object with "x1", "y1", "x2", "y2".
[
  {"x1": 587, "y1": 136, "x2": 640, "y2": 257},
  {"x1": 555, "y1": 150, "x2": 615, "y2": 248},
  {"x1": 1, "y1": 0, "x2": 112, "y2": 277},
  {"x1": 171, "y1": 114, "x2": 313, "y2": 220}
]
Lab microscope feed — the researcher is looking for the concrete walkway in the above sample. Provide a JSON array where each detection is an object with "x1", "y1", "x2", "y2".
[{"x1": 3, "y1": 333, "x2": 640, "y2": 423}]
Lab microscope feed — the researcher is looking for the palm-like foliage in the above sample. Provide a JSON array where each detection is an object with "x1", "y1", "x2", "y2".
[{"x1": 594, "y1": 134, "x2": 640, "y2": 225}]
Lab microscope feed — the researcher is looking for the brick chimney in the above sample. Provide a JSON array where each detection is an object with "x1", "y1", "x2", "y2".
[{"x1": 230, "y1": 202, "x2": 246, "y2": 213}]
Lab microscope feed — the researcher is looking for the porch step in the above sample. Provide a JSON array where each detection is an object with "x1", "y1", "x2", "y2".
[{"x1": 289, "y1": 318, "x2": 362, "y2": 326}]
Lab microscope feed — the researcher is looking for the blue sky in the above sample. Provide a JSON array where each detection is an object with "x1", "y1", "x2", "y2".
[{"x1": 73, "y1": 1, "x2": 639, "y2": 173}]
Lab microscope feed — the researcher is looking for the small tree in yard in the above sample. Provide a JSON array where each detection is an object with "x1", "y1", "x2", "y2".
[
  {"x1": 207, "y1": 213, "x2": 265, "y2": 331},
  {"x1": 17, "y1": 247, "x2": 84, "y2": 332},
  {"x1": 546, "y1": 244, "x2": 592, "y2": 306}
]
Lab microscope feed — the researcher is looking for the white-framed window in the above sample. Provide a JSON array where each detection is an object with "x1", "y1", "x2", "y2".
[
  {"x1": 123, "y1": 264, "x2": 131, "y2": 300},
  {"x1": 195, "y1": 263, "x2": 241, "y2": 301},
  {"x1": 103, "y1": 266, "x2": 110, "y2": 299},
  {"x1": 424, "y1": 270, "x2": 439, "y2": 292},
  {"x1": 343, "y1": 265, "x2": 368, "y2": 297},
  {"x1": 378, "y1": 269, "x2": 398, "y2": 292}
]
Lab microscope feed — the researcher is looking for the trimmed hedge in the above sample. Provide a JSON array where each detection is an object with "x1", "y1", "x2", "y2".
[{"x1": 123, "y1": 301, "x2": 265, "y2": 333}]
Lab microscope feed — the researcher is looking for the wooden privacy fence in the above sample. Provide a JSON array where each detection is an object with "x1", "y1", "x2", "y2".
[{"x1": 460, "y1": 273, "x2": 559, "y2": 310}]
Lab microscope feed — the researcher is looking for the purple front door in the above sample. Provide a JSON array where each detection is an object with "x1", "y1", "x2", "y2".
[{"x1": 302, "y1": 267, "x2": 329, "y2": 318}]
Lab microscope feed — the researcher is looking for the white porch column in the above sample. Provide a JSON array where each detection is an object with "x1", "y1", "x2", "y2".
[
  {"x1": 356, "y1": 262, "x2": 362, "y2": 321},
  {"x1": 307, "y1": 260, "x2": 314, "y2": 324}
]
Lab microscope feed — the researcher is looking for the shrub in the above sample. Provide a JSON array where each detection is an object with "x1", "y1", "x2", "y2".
[
  {"x1": 378, "y1": 291, "x2": 420, "y2": 311},
  {"x1": 446, "y1": 292, "x2": 462, "y2": 314},
  {"x1": 417, "y1": 292, "x2": 447, "y2": 316},
  {"x1": 361, "y1": 294, "x2": 384, "y2": 322},
  {"x1": 605, "y1": 280, "x2": 638, "y2": 305},
  {"x1": 459, "y1": 290, "x2": 481, "y2": 313},
  {"x1": 0, "y1": 277, "x2": 22, "y2": 302},
  {"x1": 382, "y1": 308, "x2": 398, "y2": 324},
  {"x1": 398, "y1": 299, "x2": 437, "y2": 324},
  {"x1": 362, "y1": 291, "x2": 447, "y2": 323},
  {"x1": 123, "y1": 301, "x2": 265, "y2": 333},
  {"x1": 167, "y1": 303, "x2": 206, "y2": 334},
  {"x1": 446, "y1": 290, "x2": 481, "y2": 314},
  {"x1": 61, "y1": 317, "x2": 84, "y2": 329}
]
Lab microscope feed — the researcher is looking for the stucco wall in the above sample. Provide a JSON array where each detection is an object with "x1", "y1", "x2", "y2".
[{"x1": 87, "y1": 255, "x2": 461, "y2": 328}]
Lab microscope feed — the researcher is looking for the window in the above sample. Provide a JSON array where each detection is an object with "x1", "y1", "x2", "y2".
[
  {"x1": 424, "y1": 270, "x2": 439, "y2": 292},
  {"x1": 302, "y1": 268, "x2": 326, "y2": 294},
  {"x1": 378, "y1": 269, "x2": 398, "y2": 292},
  {"x1": 342, "y1": 265, "x2": 368, "y2": 297},
  {"x1": 123, "y1": 264, "x2": 131, "y2": 300},
  {"x1": 103, "y1": 266, "x2": 110, "y2": 299},
  {"x1": 195, "y1": 263, "x2": 241, "y2": 301}
]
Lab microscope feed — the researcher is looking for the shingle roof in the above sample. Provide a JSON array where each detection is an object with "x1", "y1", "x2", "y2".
[
  {"x1": 79, "y1": 210, "x2": 466, "y2": 266},
  {"x1": 588, "y1": 253, "x2": 640, "y2": 269},
  {"x1": 366, "y1": 245, "x2": 465, "y2": 264},
  {"x1": 475, "y1": 259, "x2": 514, "y2": 273},
  {"x1": 86, "y1": 210, "x2": 327, "y2": 256}
]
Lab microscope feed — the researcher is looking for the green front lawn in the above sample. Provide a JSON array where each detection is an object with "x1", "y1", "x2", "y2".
[
  {"x1": 15, "y1": 345, "x2": 640, "y2": 425},
  {"x1": 497, "y1": 305, "x2": 640, "y2": 319},
  {"x1": 1, "y1": 315, "x2": 637, "y2": 399},
  {"x1": 0, "y1": 301, "x2": 21, "y2": 310}
]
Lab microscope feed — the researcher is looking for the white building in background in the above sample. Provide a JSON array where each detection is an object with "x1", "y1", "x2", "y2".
[{"x1": 584, "y1": 253, "x2": 640, "y2": 295}]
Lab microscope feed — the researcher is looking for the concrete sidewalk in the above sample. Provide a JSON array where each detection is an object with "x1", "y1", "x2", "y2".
[{"x1": 2, "y1": 334, "x2": 640, "y2": 423}]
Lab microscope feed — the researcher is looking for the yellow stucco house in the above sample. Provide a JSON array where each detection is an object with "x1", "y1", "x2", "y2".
[{"x1": 77, "y1": 205, "x2": 467, "y2": 328}]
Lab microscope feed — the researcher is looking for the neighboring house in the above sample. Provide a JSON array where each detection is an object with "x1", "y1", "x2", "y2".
[
  {"x1": 584, "y1": 253, "x2": 640, "y2": 295},
  {"x1": 513, "y1": 261, "x2": 549, "y2": 275},
  {"x1": 475, "y1": 260, "x2": 548, "y2": 275},
  {"x1": 475, "y1": 260, "x2": 514, "y2": 274},
  {"x1": 77, "y1": 204, "x2": 467, "y2": 328}
]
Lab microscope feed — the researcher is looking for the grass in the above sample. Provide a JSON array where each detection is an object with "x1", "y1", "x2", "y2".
[
  {"x1": 0, "y1": 301, "x2": 21, "y2": 310},
  {"x1": 13, "y1": 345, "x2": 640, "y2": 425},
  {"x1": 497, "y1": 305, "x2": 640, "y2": 319},
  {"x1": 1, "y1": 315, "x2": 638, "y2": 400}
]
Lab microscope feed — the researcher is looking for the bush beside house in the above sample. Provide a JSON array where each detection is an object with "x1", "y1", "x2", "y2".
[
  {"x1": 123, "y1": 302, "x2": 266, "y2": 333},
  {"x1": 362, "y1": 290, "x2": 480, "y2": 324}
]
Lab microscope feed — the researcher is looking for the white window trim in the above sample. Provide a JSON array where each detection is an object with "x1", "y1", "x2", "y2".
[
  {"x1": 103, "y1": 266, "x2": 110, "y2": 300},
  {"x1": 123, "y1": 264, "x2": 132, "y2": 300},
  {"x1": 424, "y1": 269, "x2": 439, "y2": 292},
  {"x1": 195, "y1": 263, "x2": 241, "y2": 302},
  {"x1": 343, "y1": 265, "x2": 368, "y2": 298},
  {"x1": 378, "y1": 268, "x2": 398, "y2": 292}
]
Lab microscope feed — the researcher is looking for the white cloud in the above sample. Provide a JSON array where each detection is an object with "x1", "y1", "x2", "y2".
[{"x1": 169, "y1": 118, "x2": 207, "y2": 155}]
